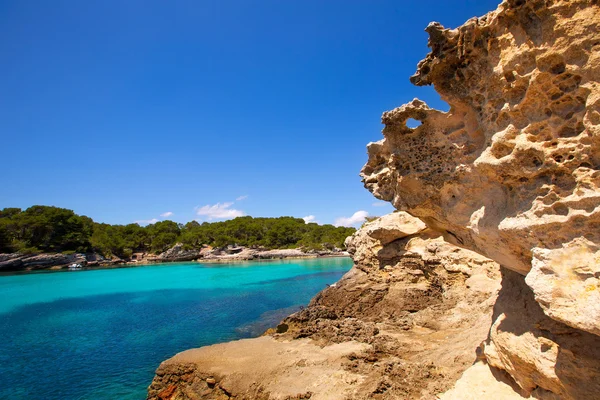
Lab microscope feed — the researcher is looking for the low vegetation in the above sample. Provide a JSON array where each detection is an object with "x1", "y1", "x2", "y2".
[{"x1": 0, "y1": 206, "x2": 355, "y2": 258}]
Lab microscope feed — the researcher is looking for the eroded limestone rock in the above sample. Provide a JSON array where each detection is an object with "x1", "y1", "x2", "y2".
[
  {"x1": 343, "y1": 212, "x2": 428, "y2": 274},
  {"x1": 484, "y1": 269, "x2": 600, "y2": 399},
  {"x1": 363, "y1": 0, "x2": 600, "y2": 276},
  {"x1": 527, "y1": 238, "x2": 600, "y2": 336},
  {"x1": 362, "y1": 0, "x2": 600, "y2": 397}
]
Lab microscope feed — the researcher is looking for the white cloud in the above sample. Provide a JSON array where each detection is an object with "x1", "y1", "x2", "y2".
[
  {"x1": 196, "y1": 202, "x2": 245, "y2": 220},
  {"x1": 236, "y1": 195, "x2": 249, "y2": 201},
  {"x1": 134, "y1": 218, "x2": 159, "y2": 225},
  {"x1": 334, "y1": 211, "x2": 369, "y2": 227},
  {"x1": 160, "y1": 211, "x2": 174, "y2": 218},
  {"x1": 372, "y1": 201, "x2": 388, "y2": 207},
  {"x1": 303, "y1": 215, "x2": 319, "y2": 224}
]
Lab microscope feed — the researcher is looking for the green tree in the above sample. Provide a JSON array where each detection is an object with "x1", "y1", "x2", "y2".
[
  {"x1": 147, "y1": 220, "x2": 180, "y2": 253},
  {"x1": 10, "y1": 206, "x2": 92, "y2": 253},
  {"x1": 0, "y1": 206, "x2": 357, "y2": 257}
]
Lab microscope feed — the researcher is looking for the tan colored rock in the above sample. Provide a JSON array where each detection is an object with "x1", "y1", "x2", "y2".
[
  {"x1": 360, "y1": 0, "x2": 600, "y2": 397},
  {"x1": 364, "y1": 0, "x2": 600, "y2": 276},
  {"x1": 344, "y1": 211, "x2": 428, "y2": 273},
  {"x1": 483, "y1": 269, "x2": 600, "y2": 399},
  {"x1": 359, "y1": 211, "x2": 427, "y2": 245},
  {"x1": 361, "y1": 0, "x2": 600, "y2": 274},
  {"x1": 439, "y1": 361, "x2": 531, "y2": 400},
  {"x1": 526, "y1": 237, "x2": 600, "y2": 336},
  {"x1": 148, "y1": 336, "x2": 368, "y2": 400}
]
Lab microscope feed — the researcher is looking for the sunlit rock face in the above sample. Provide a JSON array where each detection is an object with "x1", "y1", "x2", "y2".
[
  {"x1": 362, "y1": 0, "x2": 600, "y2": 332},
  {"x1": 362, "y1": 0, "x2": 600, "y2": 397}
]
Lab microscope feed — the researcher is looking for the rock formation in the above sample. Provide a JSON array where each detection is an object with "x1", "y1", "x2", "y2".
[
  {"x1": 155, "y1": 243, "x2": 203, "y2": 262},
  {"x1": 147, "y1": 213, "x2": 502, "y2": 399},
  {"x1": 148, "y1": 1, "x2": 600, "y2": 398},
  {"x1": 361, "y1": 0, "x2": 600, "y2": 397},
  {"x1": 0, "y1": 252, "x2": 120, "y2": 271}
]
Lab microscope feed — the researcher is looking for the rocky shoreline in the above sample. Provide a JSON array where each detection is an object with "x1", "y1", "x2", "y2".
[
  {"x1": 0, "y1": 245, "x2": 349, "y2": 272},
  {"x1": 147, "y1": 213, "x2": 504, "y2": 399},
  {"x1": 147, "y1": 0, "x2": 600, "y2": 399}
]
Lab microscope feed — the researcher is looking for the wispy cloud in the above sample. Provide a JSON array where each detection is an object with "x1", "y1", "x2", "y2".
[
  {"x1": 236, "y1": 195, "x2": 249, "y2": 201},
  {"x1": 334, "y1": 211, "x2": 369, "y2": 227},
  {"x1": 134, "y1": 218, "x2": 159, "y2": 225},
  {"x1": 372, "y1": 201, "x2": 388, "y2": 207},
  {"x1": 303, "y1": 215, "x2": 319, "y2": 224},
  {"x1": 136, "y1": 211, "x2": 173, "y2": 225},
  {"x1": 196, "y1": 202, "x2": 245, "y2": 220}
]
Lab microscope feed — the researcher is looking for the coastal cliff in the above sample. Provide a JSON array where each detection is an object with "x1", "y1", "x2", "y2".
[
  {"x1": 148, "y1": 212, "x2": 502, "y2": 399},
  {"x1": 149, "y1": 0, "x2": 600, "y2": 398},
  {"x1": 362, "y1": 0, "x2": 600, "y2": 397}
]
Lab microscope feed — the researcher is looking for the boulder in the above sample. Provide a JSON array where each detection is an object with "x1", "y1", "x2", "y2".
[{"x1": 158, "y1": 243, "x2": 202, "y2": 262}]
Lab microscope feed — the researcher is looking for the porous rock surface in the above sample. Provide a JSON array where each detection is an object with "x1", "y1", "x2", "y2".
[
  {"x1": 147, "y1": 212, "x2": 501, "y2": 399},
  {"x1": 361, "y1": 0, "x2": 600, "y2": 398}
]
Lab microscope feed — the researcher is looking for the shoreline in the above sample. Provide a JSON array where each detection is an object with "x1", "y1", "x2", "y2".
[
  {"x1": 147, "y1": 213, "x2": 504, "y2": 399},
  {"x1": 192, "y1": 254, "x2": 348, "y2": 264},
  {"x1": 0, "y1": 248, "x2": 351, "y2": 273}
]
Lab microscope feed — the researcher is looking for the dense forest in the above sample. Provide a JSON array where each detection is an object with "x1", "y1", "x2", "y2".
[{"x1": 0, "y1": 206, "x2": 356, "y2": 258}]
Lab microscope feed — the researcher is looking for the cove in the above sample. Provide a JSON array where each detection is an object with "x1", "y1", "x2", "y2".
[{"x1": 0, "y1": 258, "x2": 352, "y2": 399}]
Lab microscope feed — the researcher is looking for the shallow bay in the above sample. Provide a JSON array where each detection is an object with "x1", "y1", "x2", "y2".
[{"x1": 0, "y1": 258, "x2": 352, "y2": 399}]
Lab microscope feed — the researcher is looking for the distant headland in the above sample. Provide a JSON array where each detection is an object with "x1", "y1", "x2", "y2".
[{"x1": 0, "y1": 206, "x2": 354, "y2": 271}]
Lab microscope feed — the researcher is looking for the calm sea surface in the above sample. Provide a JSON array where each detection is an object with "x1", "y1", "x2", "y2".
[{"x1": 0, "y1": 258, "x2": 352, "y2": 399}]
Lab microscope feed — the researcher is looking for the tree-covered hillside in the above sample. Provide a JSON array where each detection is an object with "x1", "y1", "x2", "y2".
[{"x1": 0, "y1": 206, "x2": 355, "y2": 258}]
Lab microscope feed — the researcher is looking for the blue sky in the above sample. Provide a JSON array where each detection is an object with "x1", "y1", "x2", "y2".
[{"x1": 0, "y1": 0, "x2": 500, "y2": 227}]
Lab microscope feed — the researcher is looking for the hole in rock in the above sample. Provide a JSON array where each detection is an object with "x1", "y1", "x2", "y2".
[
  {"x1": 411, "y1": 84, "x2": 451, "y2": 112},
  {"x1": 550, "y1": 62, "x2": 566, "y2": 75},
  {"x1": 558, "y1": 126, "x2": 578, "y2": 138},
  {"x1": 504, "y1": 71, "x2": 516, "y2": 82},
  {"x1": 553, "y1": 203, "x2": 569, "y2": 216},
  {"x1": 406, "y1": 118, "x2": 423, "y2": 129}
]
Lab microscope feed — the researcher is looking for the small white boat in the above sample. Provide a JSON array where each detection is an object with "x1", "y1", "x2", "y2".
[{"x1": 68, "y1": 263, "x2": 82, "y2": 270}]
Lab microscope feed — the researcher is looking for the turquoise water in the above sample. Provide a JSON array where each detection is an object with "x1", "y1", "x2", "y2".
[{"x1": 0, "y1": 258, "x2": 352, "y2": 399}]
